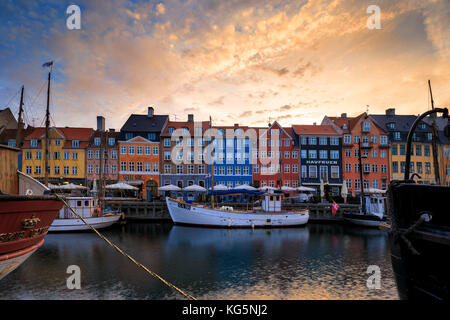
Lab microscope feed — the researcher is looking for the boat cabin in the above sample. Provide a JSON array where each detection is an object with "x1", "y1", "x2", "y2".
[
  {"x1": 59, "y1": 196, "x2": 98, "y2": 219},
  {"x1": 363, "y1": 194, "x2": 385, "y2": 218},
  {"x1": 262, "y1": 194, "x2": 282, "y2": 212}
]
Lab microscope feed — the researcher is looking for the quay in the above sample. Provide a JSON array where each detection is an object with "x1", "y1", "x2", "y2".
[{"x1": 105, "y1": 200, "x2": 361, "y2": 223}]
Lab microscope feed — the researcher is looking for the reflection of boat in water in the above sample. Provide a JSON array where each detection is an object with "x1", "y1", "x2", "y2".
[
  {"x1": 388, "y1": 106, "x2": 450, "y2": 300},
  {"x1": 166, "y1": 191, "x2": 309, "y2": 228},
  {"x1": 166, "y1": 224, "x2": 310, "y2": 249}
]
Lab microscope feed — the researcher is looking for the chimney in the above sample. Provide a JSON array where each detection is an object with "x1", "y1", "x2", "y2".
[
  {"x1": 234, "y1": 123, "x2": 239, "y2": 128},
  {"x1": 386, "y1": 108, "x2": 395, "y2": 116},
  {"x1": 97, "y1": 116, "x2": 105, "y2": 132},
  {"x1": 188, "y1": 114, "x2": 194, "y2": 123},
  {"x1": 341, "y1": 113, "x2": 347, "y2": 118},
  {"x1": 147, "y1": 106, "x2": 154, "y2": 118},
  {"x1": 109, "y1": 128, "x2": 115, "y2": 132}
]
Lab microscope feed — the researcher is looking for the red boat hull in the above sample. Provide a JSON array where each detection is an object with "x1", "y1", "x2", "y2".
[{"x1": 0, "y1": 196, "x2": 63, "y2": 279}]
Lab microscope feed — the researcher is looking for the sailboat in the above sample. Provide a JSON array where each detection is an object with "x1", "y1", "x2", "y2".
[
  {"x1": 387, "y1": 84, "x2": 450, "y2": 300},
  {"x1": 30, "y1": 62, "x2": 122, "y2": 232},
  {"x1": 343, "y1": 139, "x2": 386, "y2": 227},
  {"x1": 1, "y1": 81, "x2": 63, "y2": 280},
  {"x1": 166, "y1": 117, "x2": 309, "y2": 228}
]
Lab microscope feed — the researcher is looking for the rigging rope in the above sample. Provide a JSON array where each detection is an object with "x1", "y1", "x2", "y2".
[{"x1": 54, "y1": 194, "x2": 197, "y2": 300}]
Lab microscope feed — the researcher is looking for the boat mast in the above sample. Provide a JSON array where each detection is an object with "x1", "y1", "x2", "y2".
[
  {"x1": 358, "y1": 139, "x2": 366, "y2": 214},
  {"x1": 99, "y1": 128, "x2": 105, "y2": 212},
  {"x1": 428, "y1": 80, "x2": 441, "y2": 185},
  {"x1": 16, "y1": 85, "x2": 25, "y2": 148},
  {"x1": 44, "y1": 67, "x2": 52, "y2": 187},
  {"x1": 210, "y1": 116, "x2": 215, "y2": 208}
]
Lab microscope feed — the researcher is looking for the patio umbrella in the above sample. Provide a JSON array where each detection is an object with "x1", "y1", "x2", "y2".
[
  {"x1": 281, "y1": 186, "x2": 296, "y2": 191},
  {"x1": 320, "y1": 179, "x2": 324, "y2": 201},
  {"x1": 235, "y1": 184, "x2": 257, "y2": 191},
  {"x1": 259, "y1": 186, "x2": 277, "y2": 191},
  {"x1": 49, "y1": 183, "x2": 88, "y2": 190},
  {"x1": 105, "y1": 182, "x2": 138, "y2": 190},
  {"x1": 158, "y1": 184, "x2": 181, "y2": 191},
  {"x1": 183, "y1": 184, "x2": 207, "y2": 192},
  {"x1": 341, "y1": 180, "x2": 348, "y2": 203},
  {"x1": 297, "y1": 186, "x2": 316, "y2": 192},
  {"x1": 209, "y1": 184, "x2": 228, "y2": 190}
]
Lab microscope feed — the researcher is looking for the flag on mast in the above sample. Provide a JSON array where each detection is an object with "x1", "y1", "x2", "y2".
[{"x1": 42, "y1": 61, "x2": 53, "y2": 68}]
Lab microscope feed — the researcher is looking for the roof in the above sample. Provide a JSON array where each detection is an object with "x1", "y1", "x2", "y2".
[
  {"x1": 87, "y1": 130, "x2": 120, "y2": 147},
  {"x1": 424, "y1": 116, "x2": 450, "y2": 145},
  {"x1": 120, "y1": 114, "x2": 168, "y2": 133},
  {"x1": 0, "y1": 108, "x2": 18, "y2": 130},
  {"x1": 292, "y1": 124, "x2": 340, "y2": 136},
  {"x1": 161, "y1": 120, "x2": 210, "y2": 137},
  {"x1": 22, "y1": 127, "x2": 93, "y2": 148},
  {"x1": 369, "y1": 114, "x2": 424, "y2": 132}
]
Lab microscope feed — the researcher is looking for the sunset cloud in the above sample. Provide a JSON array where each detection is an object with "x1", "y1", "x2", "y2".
[{"x1": 0, "y1": 0, "x2": 449, "y2": 129}]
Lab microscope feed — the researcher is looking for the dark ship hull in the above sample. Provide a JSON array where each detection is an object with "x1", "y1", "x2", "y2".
[{"x1": 387, "y1": 182, "x2": 450, "y2": 300}]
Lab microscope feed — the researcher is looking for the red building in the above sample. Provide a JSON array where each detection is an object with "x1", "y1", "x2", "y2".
[
  {"x1": 322, "y1": 112, "x2": 390, "y2": 193},
  {"x1": 252, "y1": 121, "x2": 300, "y2": 189}
]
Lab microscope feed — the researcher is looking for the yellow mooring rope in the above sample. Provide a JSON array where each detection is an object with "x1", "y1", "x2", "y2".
[{"x1": 54, "y1": 194, "x2": 197, "y2": 300}]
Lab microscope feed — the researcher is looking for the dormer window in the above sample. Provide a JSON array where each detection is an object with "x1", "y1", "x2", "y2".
[
  {"x1": 387, "y1": 122, "x2": 395, "y2": 129},
  {"x1": 31, "y1": 139, "x2": 38, "y2": 147},
  {"x1": 168, "y1": 127, "x2": 175, "y2": 134},
  {"x1": 342, "y1": 124, "x2": 347, "y2": 130},
  {"x1": 108, "y1": 138, "x2": 115, "y2": 146},
  {"x1": 72, "y1": 140, "x2": 80, "y2": 148},
  {"x1": 94, "y1": 137, "x2": 101, "y2": 146},
  {"x1": 419, "y1": 123, "x2": 426, "y2": 130}
]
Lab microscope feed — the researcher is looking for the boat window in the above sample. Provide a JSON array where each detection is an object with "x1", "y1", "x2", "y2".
[
  {"x1": 77, "y1": 200, "x2": 82, "y2": 207},
  {"x1": 85, "y1": 200, "x2": 89, "y2": 206}
]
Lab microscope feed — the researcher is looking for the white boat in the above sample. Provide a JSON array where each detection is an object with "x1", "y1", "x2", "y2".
[
  {"x1": 343, "y1": 192, "x2": 386, "y2": 227},
  {"x1": 49, "y1": 196, "x2": 122, "y2": 232},
  {"x1": 166, "y1": 193, "x2": 309, "y2": 228}
]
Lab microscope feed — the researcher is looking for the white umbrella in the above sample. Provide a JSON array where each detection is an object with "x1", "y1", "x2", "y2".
[
  {"x1": 92, "y1": 179, "x2": 97, "y2": 191},
  {"x1": 341, "y1": 180, "x2": 348, "y2": 203},
  {"x1": 281, "y1": 186, "x2": 296, "y2": 191},
  {"x1": 355, "y1": 188, "x2": 386, "y2": 194},
  {"x1": 158, "y1": 184, "x2": 181, "y2": 191},
  {"x1": 105, "y1": 182, "x2": 138, "y2": 190},
  {"x1": 235, "y1": 184, "x2": 257, "y2": 190},
  {"x1": 320, "y1": 179, "x2": 324, "y2": 200},
  {"x1": 49, "y1": 183, "x2": 88, "y2": 190},
  {"x1": 297, "y1": 186, "x2": 316, "y2": 192},
  {"x1": 209, "y1": 184, "x2": 228, "y2": 190},
  {"x1": 183, "y1": 184, "x2": 207, "y2": 192},
  {"x1": 259, "y1": 186, "x2": 278, "y2": 191}
]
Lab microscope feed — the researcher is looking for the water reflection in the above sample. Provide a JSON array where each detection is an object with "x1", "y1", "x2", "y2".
[{"x1": 0, "y1": 223, "x2": 398, "y2": 300}]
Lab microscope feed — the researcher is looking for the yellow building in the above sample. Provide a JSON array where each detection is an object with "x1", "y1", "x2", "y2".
[
  {"x1": 370, "y1": 109, "x2": 437, "y2": 184},
  {"x1": 21, "y1": 127, "x2": 93, "y2": 185}
]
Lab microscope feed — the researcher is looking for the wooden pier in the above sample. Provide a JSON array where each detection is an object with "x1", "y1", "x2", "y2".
[{"x1": 105, "y1": 200, "x2": 360, "y2": 223}]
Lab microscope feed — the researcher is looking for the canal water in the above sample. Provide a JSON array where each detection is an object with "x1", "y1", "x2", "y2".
[{"x1": 0, "y1": 223, "x2": 399, "y2": 300}]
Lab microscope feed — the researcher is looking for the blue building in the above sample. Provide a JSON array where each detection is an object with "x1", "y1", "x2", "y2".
[{"x1": 208, "y1": 124, "x2": 253, "y2": 191}]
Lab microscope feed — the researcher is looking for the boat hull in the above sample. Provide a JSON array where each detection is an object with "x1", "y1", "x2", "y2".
[
  {"x1": 343, "y1": 213, "x2": 384, "y2": 227},
  {"x1": 0, "y1": 196, "x2": 63, "y2": 280},
  {"x1": 387, "y1": 182, "x2": 450, "y2": 300},
  {"x1": 48, "y1": 214, "x2": 122, "y2": 232},
  {"x1": 166, "y1": 198, "x2": 309, "y2": 228}
]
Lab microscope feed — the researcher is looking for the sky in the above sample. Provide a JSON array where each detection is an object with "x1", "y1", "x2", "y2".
[{"x1": 0, "y1": 0, "x2": 449, "y2": 130}]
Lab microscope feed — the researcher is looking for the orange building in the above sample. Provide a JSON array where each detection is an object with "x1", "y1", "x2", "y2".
[
  {"x1": 323, "y1": 112, "x2": 390, "y2": 193},
  {"x1": 118, "y1": 136, "x2": 160, "y2": 201}
]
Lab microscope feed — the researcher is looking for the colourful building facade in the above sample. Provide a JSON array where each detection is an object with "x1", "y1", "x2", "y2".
[{"x1": 21, "y1": 127, "x2": 93, "y2": 185}]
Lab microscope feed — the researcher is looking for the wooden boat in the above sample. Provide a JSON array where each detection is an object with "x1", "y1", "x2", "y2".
[
  {"x1": 387, "y1": 105, "x2": 450, "y2": 300},
  {"x1": 166, "y1": 191, "x2": 309, "y2": 228},
  {"x1": 0, "y1": 142, "x2": 63, "y2": 280},
  {"x1": 343, "y1": 190, "x2": 386, "y2": 227},
  {"x1": 49, "y1": 195, "x2": 121, "y2": 232}
]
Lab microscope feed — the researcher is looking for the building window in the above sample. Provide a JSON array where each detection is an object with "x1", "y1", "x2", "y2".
[
  {"x1": 137, "y1": 162, "x2": 143, "y2": 172},
  {"x1": 199, "y1": 165, "x2": 205, "y2": 174},
  {"x1": 392, "y1": 161, "x2": 398, "y2": 173},
  {"x1": 88, "y1": 150, "x2": 93, "y2": 159},
  {"x1": 128, "y1": 146, "x2": 135, "y2": 155},
  {"x1": 26, "y1": 166, "x2": 32, "y2": 175},
  {"x1": 319, "y1": 137, "x2": 327, "y2": 145},
  {"x1": 330, "y1": 150, "x2": 339, "y2": 159},
  {"x1": 243, "y1": 166, "x2": 249, "y2": 175},
  {"x1": 111, "y1": 165, "x2": 117, "y2": 174},
  {"x1": 164, "y1": 164, "x2": 171, "y2": 174},
  {"x1": 330, "y1": 166, "x2": 339, "y2": 179},
  {"x1": 309, "y1": 166, "x2": 317, "y2": 178},
  {"x1": 353, "y1": 136, "x2": 360, "y2": 143},
  {"x1": 330, "y1": 137, "x2": 339, "y2": 146},
  {"x1": 399, "y1": 144, "x2": 406, "y2": 156},
  {"x1": 153, "y1": 146, "x2": 159, "y2": 155},
  {"x1": 345, "y1": 163, "x2": 352, "y2": 172},
  {"x1": 35, "y1": 166, "x2": 41, "y2": 174},
  {"x1": 95, "y1": 150, "x2": 100, "y2": 159},
  {"x1": 164, "y1": 138, "x2": 171, "y2": 147},
  {"x1": 63, "y1": 166, "x2": 69, "y2": 175},
  {"x1": 380, "y1": 150, "x2": 387, "y2": 158},
  {"x1": 137, "y1": 146, "x2": 143, "y2": 155},
  {"x1": 319, "y1": 150, "x2": 328, "y2": 159},
  {"x1": 391, "y1": 144, "x2": 397, "y2": 156},
  {"x1": 308, "y1": 150, "x2": 317, "y2": 159},
  {"x1": 381, "y1": 164, "x2": 387, "y2": 173},
  {"x1": 30, "y1": 139, "x2": 38, "y2": 147},
  {"x1": 362, "y1": 121, "x2": 370, "y2": 132},
  {"x1": 72, "y1": 152, "x2": 78, "y2": 160},
  {"x1": 415, "y1": 145, "x2": 422, "y2": 156},
  {"x1": 319, "y1": 166, "x2": 328, "y2": 180},
  {"x1": 120, "y1": 161, "x2": 127, "y2": 171},
  {"x1": 346, "y1": 179, "x2": 352, "y2": 189},
  {"x1": 94, "y1": 137, "x2": 101, "y2": 146},
  {"x1": 424, "y1": 145, "x2": 430, "y2": 157},
  {"x1": 394, "y1": 132, "x2": 401, "y2": 140},
  {"x1": 25, "y1": 152, "x2": 32, "y2": 160},
  {"x1": 153, "y1": 162, "x2": 158, "y2": 172},
  {"x1": 145, "y1": 162, "x2": 151, "y2": 172},
  {"x1": 425, "y1": 162, "x2": 431, "y2": 174},
  {"x1": 300, "y1": 150, "x2": 307, "y2": 159},
  {"x1": 344, "y1": 135, "x2": 351, "y2": 144},
  {"x1": 301, "y1": 166, "x2": 307, "y2": 178},
  {"x1": 121, "y1": 145, "x2": 127, "y2": 154},
  {"x1": 129, "y1": 162, "x2": 135, "y2": 172},
  {"x1": 380, "y1": 135, "x2": 388, "y2": 145},
  {"x1": 292, "y1": 151, "x2": 298, "y2": 159},
  {"x1": 176, "y1": 165, "x2": 183, "y2": 174},
  {"x1": 54, "y1": 166, "x2": 60, "y2": 175},
  {"x1": 308, "y1": 137, "x2": 317, "y2": 145},
  {"x1": 72, "y1": 140, "x2": 80, "y2": 148},
  {"x1": 292, "y1": 164, "x2": 298, "y2": 173},
  {"x1": 72, "y1": 166, "x2": 78, "y2": 175},
  {"x1": 354, "y1": 179, "x2": 361, "y2": 189}
]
